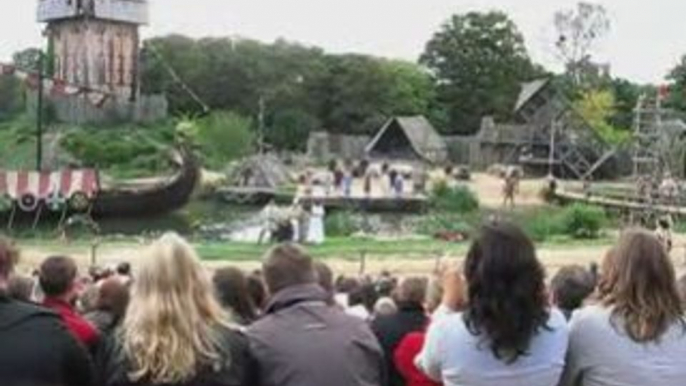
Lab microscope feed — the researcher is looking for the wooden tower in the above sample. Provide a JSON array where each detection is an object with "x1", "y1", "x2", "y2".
[{"x1": 37, "y1": 0, "x2": 149, "y2": 101}]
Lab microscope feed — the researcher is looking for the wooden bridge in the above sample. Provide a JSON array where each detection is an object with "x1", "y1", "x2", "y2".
[
  {"x1": 297, "y1": 195, "x2": 428, "y2": 213},
  {"x1": 218, "y1": 186, "x2": 429, "y2": 213},
  {"x1": 554, "y1": 188, "x2": 686, "y2": 217}
]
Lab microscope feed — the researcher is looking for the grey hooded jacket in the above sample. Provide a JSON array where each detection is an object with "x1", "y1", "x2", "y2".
[{"x1": 247, "y1": 283, "x2": 386, "y2": 386}]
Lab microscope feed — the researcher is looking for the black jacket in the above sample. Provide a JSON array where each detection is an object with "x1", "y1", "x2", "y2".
[
  {"x1": 95, "y1": 324, "x2": 257, "y2": 386},
  {"x1": 0, "y1": 295, "x2": 95, "y2": 386},
  {"x1": 371, "y1": 302, "x2": 429, "y2": 386}
]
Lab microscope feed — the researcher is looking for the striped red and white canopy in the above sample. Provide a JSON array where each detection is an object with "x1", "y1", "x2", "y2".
[{"x1": 0, "y1": 170, "x2": 99, "y2": 200}]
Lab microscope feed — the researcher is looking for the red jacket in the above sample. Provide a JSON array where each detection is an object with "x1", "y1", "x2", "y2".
[
  {"x1": 43, "y1": 298, "x2": 99, "y2": 348},
  {"x1": 394, "y1": 331, "x2": 442, "y2": 386}
]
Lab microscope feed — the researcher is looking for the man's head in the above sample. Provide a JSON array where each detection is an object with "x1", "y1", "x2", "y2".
[
  {"x1": 39, "y1": 256, "x2": 78, "y2": 300},
  {"x1": 263, "y1": 243, "x2": 317, "y2": 294},
  {"x1": 550, "y1": 265, "x2": 596, "y2": 317},
  {"x1": 8, "y1": 275, "x2": 34, "y2": 302},
  {"x1": 0, "y1": 236, "x2": 19, "y2": 282},
  {"x1": 396, "y1": 276, "x2": 428, "y2": 306}
]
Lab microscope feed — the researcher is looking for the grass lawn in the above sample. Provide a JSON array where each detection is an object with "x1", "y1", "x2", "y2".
[
  {"x1": 196, "y1": 237, "x2": 468, "y2": 261},
  {"x1": 15, "y1": 234, "x2": 615, "y2": 264}
]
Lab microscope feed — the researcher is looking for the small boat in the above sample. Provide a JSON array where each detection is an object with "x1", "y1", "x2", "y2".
[
  {"x1": 92, "y1": 146, "x2": 199, "y2": 217},
  {"x1": 0, "y1": 146, "x2": 199, "y2": 220}
]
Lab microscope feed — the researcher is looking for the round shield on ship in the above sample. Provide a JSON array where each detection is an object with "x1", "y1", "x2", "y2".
[
  {"x1": 18, "y1": 193, "x2": 39, "y2": 212},
  {"x1": 46, "y1": 191, "x2": 67, "y2": 212},
  {"x1": 68, "y1": 191, "x2": 91, "y2": 212}
]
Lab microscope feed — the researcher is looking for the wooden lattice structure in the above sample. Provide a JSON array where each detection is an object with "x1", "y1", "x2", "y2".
[{"x1": 471, "y1": 79, "x2": 615, "y2": 179}]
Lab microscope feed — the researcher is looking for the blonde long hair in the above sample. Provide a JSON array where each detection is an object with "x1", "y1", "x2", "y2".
[
  {"x1": 601, "y1": 229, "x2": 684, "y2": 342},
  {"x1": 122, "y1": 233, "x2": 232, "y2": 384}
]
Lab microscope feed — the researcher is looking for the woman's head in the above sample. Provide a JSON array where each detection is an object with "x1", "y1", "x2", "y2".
[
  {"x1": 596, "y1": 247, "x2": 618, "y2": 299},
  {"x1": 601, "y1": 229, "x2": 683, "y2": 342},
  {"x1": 213, "y1": 267, "x2": 258, "y2": 325},
  {"x1": 96, "y1": 277, "x2": 130, "y2": 321},
  {"x1": 463, "y1": 222, "x2": 548, "y2": 363},
  {"x1": 122, "y1": 233, "x2": 230, "y2": 384}
]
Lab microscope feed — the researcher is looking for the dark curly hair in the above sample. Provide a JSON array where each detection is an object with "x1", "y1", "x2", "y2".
[{"x1": 463, "y1": 222, "x2": 549, "y2": 363}]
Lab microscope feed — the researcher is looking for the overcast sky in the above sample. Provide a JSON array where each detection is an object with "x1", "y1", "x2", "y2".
[{"x1": 1, "y1": 0, "x2": 684, "y2": 84}]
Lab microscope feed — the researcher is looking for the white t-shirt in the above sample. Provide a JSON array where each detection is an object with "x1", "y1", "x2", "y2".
[
  {"x1": 417, "y1": 306, "x2": 569, "y2": 386},
  {"x1": 346, "y1": 304, "x2": 370, "y2": 321},
  {"x1": 559, "y1": 305, "x2": 686, "y2": 386}
]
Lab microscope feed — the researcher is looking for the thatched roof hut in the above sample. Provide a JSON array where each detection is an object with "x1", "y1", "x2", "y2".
[
  {"x1": 228, "y1": 154, "x2": 292, "y2": 188},
  {"x1": 365, "y1": 116, "x2": 447, "y2": 164}
]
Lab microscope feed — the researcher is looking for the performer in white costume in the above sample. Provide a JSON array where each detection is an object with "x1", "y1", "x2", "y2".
[{"x1": 307, "y1": 200, "x2": 326, "y2": 245}]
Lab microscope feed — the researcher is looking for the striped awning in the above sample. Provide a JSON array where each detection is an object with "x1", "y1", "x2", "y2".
[{"x1": 0, "y1": 170, "x2": 99, "y2": 200}]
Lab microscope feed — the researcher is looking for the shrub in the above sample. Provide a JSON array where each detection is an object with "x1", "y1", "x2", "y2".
[
  {"x1": 429, "y1": 181, "x2": 479, "y2": 213},
  {"x1": 325, "y1": 211, "x2": 358, "y2": 237},
  {"x1": 416, "y1": 213, "x2": 472, "y2": 237},
  {"x1": 561, "y1": 204, "x2": 606, "y2": 239},
  {"x1": 195, "y1": 112, "x2": 255, "y2": 169},
  {"x1": 523, "y1": 209, "x2": 566, "y2": 242},
  {"x1": 521, "y1": 204, "x2": 606, "y2": 241}
]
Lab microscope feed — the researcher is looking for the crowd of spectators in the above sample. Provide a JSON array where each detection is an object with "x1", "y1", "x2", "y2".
[{"x1": 1, "y1": 221, "x2": 686, "y2": 386}]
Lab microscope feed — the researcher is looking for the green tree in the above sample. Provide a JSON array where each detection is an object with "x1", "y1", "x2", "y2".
[
  {"x1": 265, "y1": 108, "x2": 320, "y2": 151},
  {"x1": 666, "y1": 55, "x2": 686, "y2": 113},
  {"x1": 383, "y1": 60, "x2": 435, "y2": 117},
  {"x1": 0, "y1": 75, "x2": 23, "y2": 120},
  {"x1": 140, "y1": 35, "x2": 436, "y2": 141},
  {"x1": 608, "y1": 78, "x2": 642, "y2": 130},
  {"x1": 195, "y1": 111, "x2": 255, "y2": 168},
  {"x1": 574, "y1": 89, "x2": 630, "y2": 145},
  {"x1": 311, "y1": 54, "x2": 394, "y2": 134},
  {"x1": 421, "y1": 11, "x2": 541, "y2": 134},
  {"x1": 12, "y1": 48, "x2": 42, "y2": 73}
]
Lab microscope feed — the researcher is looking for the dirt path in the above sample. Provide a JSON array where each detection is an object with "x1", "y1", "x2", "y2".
[
  {"x1": 7, "y1": 240, "x2": 616, "y2": 278},
  {"x1": 466, "y1": 174, "x2": 546, "y2": 208},
  {"x1": 15, "y1": 234, "x2": 686, "y2": 279}
]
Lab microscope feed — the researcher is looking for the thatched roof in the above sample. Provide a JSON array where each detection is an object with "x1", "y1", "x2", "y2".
[
  {"x1": 514, "y1": 78, "x2": 551, "y2": 113},
  {"x1": 365, "y1": 116, "x2": 448, "y2": 163},
  {"x1": 228, "y1": 154, "x2": 291, "y2": 188}
]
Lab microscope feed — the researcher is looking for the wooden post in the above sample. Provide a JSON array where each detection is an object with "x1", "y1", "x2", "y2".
[
  {"x1": 90, "y1": 239, "x2": 100, "y2": 267},
  {"x1": 359, "y1": 249, "x2": 367, "y2": 275},
  {"x1": 31, "y1": 205, "x2": 44, "y2": 231},
  {"x1": 36, "y1": 51, "x2": 44, "y2": 171},
  {"x1": 7, "y1": 205, "x2": 16, "y2": 232},
  {"x1": 433, "y1": 250, "x2": 443, "y2": 274},
  {"x1": 548, "y1": 119, "x2": 557, "y2": 178}
]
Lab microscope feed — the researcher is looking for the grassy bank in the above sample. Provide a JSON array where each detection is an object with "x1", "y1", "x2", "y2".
[{"x1": 16, "y1": 234, "x2": 614, "y2": 264}]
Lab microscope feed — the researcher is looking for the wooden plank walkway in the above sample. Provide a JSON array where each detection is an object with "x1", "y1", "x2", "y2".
[
  {"x1": 555, "y1": 189, "x2": 686, "y2": 216},
  {"x1": 297, "y1": 195, "x2": 428, "y2": 213}
]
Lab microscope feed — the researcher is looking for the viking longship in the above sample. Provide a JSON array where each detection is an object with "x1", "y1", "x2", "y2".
[{"x1": 0, "y1": 147, "x2": 199, "y2": 220}]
